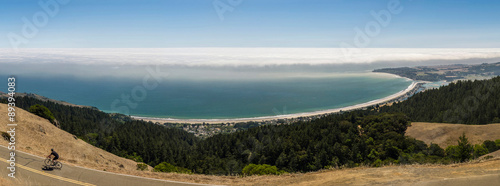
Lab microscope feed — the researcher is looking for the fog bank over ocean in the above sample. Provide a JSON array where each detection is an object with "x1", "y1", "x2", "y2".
[{"x1": 1, "y1": 48, "x2": 500, "y2": 80}]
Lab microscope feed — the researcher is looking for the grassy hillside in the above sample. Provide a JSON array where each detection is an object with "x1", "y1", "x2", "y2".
[
  {"x1": 0, "y1": 103, "x2": 234, "y2": 185},
  {"x1": 0, "y1": 103, "x2": 140, "y2": 172},
  {"x1": 407, "y1": 122, "x2": 500, "y2": 147}
]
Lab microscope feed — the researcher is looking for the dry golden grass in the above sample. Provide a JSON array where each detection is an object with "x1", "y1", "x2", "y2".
[
  {"x1": 223, "y1": 157, "x2": 500, "y2": 186},
  {"x1": 0, "y1": 177, "x2": 33, "y2": 186},
  {"x1": 2, "y1": 104, "x2": 500, "y2": 185},
  {"x1": 0, "y1": 103, "x2": 141, "y2": 173},
  {"x1": 0, "y1": 177, "x2": 11, "y2": 186},
  {"x1": 406, "y1": 122, "x2": 500, "y2": 147}
]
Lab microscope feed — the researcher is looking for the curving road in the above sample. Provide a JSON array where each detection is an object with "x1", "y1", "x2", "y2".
[{"x1": 0, "y1": 146, "x2": 212, "y2": 186}]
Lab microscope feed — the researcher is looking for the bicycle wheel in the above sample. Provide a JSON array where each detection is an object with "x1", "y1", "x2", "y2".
[
  {"x1": 55, "y1": 162, "x2": 63, "y2": 169},
  {"x1": 44, "y1": 159, "x2": 52, "y2": 166}
]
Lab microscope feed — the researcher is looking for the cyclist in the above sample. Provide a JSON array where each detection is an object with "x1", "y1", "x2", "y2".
[{"x1": 47, "y1": 149, "x2": 59, "y2": 166}]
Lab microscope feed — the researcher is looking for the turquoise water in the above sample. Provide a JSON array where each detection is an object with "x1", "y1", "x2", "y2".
[{"x1": 5, "y1": 73, "x2": 411, "y2": 119}]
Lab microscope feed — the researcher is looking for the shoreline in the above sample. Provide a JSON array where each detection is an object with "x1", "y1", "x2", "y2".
[{"x1": 134, "y1": 80, "x2": 420, "y2": 124}]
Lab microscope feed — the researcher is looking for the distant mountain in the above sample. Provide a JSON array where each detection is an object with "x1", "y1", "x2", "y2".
[
  {"x1": 0, "y1": 92, "x2": 96, "y2": 109},
  {"x1": 374, "y1": 62, "x2": 500, "y2": 81}
]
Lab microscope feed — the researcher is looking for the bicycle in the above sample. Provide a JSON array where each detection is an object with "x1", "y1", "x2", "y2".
[{"x1": 44, "y1": 158, "x2": 63, "y2": 169}]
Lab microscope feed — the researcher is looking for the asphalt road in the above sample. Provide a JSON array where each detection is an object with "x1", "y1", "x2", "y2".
[{"x1": 0, "y1": 146, "x2": 212, "y2": 186}]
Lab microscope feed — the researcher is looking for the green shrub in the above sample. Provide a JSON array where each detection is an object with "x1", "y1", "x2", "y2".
[
  {"x1": 1, "y1": 132, "x2": 9, "y2": 141},
  {"x1": 495, "y1": 139, "x2": 500, "y2": 147},
  {"x1": 429, "y1": 143, "x2": 445, "y2": 157},
  {"x1": 409, "y1": 152, "x2": 427, "y2": 164},
  {"x1": 136, "y1": 163, "x2": 148, "y2": 171},
  {"x1": 483, "y1": 140, "x2": 498, "y2": 153},
  {"x1": 29, "y1": 104, "x2": 55, "y2": 123},
  {"x1": 483, "y1": 155, "x2": 494, "y2": 160},
  {"x1": 154, "y1": 162, "x2": 192, "y2": 174},
  {"x1": 372, "y1": 159, "x2": 383, "y2": 167},
  {"x1": 241, "y1": 164, "x2": 284, "y2": 176},
  {"x1": 473, "y1": 144, "x2": 489, "y2": 158},
  {"x1": 445, "y1": 145, "x2": 460, "y2": 161},
  {"x1": 125, "y1": 152, "x2": 143, "y2": 162}
]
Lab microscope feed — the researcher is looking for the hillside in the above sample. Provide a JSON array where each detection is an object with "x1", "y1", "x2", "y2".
[
  {"x1": 2, "y1": 103, "x2": 500, "y2": 185},
  {"x1": 0, "y1": 103, "x2": 230, "y2": 185},
  {"x1": 0, "y1": 103, "x2": 141, "y2": 172},
  {"x1": 5, "y1": 90, "x2": 500, "y2": 175},
  {"x1": 0, "y1": 92, "x2": 95, "y2": 109},
  {"x1": 2, "y1": 76, "x2": 500, "y2": 184},
  {"x1": 380, "y1": 76, "x2": 500, "y2": 124},
  {"x1": 407, "y1": 122, "x2": 500, "y2": 147}
]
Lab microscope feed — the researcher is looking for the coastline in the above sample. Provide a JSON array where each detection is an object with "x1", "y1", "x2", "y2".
[{"x1": 134, "y1": 79, "x2": 420, "y2": 124}]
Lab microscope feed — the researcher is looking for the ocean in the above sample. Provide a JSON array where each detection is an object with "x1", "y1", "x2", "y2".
[{"x1": 5, "y1": 73, "x2": 411, "y2": 119}]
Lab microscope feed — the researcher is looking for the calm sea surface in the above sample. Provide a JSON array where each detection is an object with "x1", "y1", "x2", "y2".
[{"x1": 6, "y1": 73, "x2": 411, "y2": 119}]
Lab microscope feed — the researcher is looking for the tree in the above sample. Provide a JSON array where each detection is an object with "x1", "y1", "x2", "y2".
[
  {"x1": 29, "y1": 104, "x2": 55, "y2": 123},
  {"x1": 457, "y1": 133, "x2": 473, "y2": 162}
]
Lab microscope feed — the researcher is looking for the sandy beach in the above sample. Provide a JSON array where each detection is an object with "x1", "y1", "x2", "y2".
[{"x1": 134, "y1": 80, "x2": 419, "y2": 124}]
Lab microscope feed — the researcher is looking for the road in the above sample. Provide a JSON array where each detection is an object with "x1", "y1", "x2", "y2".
[{"x1": 0, "y1": 146, "x2": 212, "y2": 186}]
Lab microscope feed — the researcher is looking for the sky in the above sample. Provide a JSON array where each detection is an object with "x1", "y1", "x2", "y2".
[{"x1": 1, "y1": 0, "x2": 499, "y2": 48}]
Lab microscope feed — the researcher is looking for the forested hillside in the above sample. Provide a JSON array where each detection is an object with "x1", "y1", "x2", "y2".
[
  {"x1": 3, "y1": 97, "x2": 198, "y2": 168},
  {"x1": 2, "y1": 96, "x2": 456, "y2": 174},
  {"x1": 3, "y1": 76, "x2": 500, "y2": 175},
  {"x1": 189, "y1": 113, "x2": 441, "y2": 174},
  {"x1": 380, "y1": 76, "x2": 500, "y2": 124}
]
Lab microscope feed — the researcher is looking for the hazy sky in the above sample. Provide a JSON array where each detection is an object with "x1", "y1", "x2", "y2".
[{"x1": 1, "y1": 0, "x2": 499, "y2": 48}]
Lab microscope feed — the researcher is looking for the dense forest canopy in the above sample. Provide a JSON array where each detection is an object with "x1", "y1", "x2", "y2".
[{"x1": 3, "y1": 76, "x2": 500, "y2": 175}]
